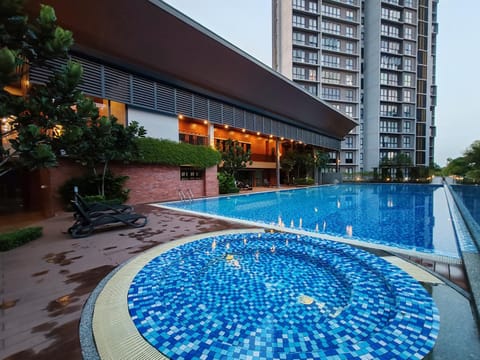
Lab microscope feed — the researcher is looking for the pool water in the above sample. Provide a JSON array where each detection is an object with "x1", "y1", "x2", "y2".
[
  {"x1": 128, "y1": 232, "x2": 440, "y2": 359},
  {"x1": 162, "y1": 184, "x2": 460, "y2": 258},
  {"x1": 452, "y1": 185, "x2": 480, "y2": 225}
]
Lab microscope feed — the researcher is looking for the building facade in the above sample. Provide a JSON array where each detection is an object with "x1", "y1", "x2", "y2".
[
  {"x1": 272, "y1": 0, "x2": 438, "y2": 179},
  {"x1": 1, "y1": 0, "x2": 356, "y2": 216}
]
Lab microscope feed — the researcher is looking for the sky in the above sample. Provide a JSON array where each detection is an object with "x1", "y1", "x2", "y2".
[{"x1": 163, "y1": 0, "x2": 479, "y2": 166}]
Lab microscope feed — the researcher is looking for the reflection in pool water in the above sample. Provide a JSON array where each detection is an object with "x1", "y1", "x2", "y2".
[
  {"x1": 162, "y1": 184, "x2": 460, "y2": 258},
  {"x1": 128, "y1": 232, "x2": 439, "y2": 359}
]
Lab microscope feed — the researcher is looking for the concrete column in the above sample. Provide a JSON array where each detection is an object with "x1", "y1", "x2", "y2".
[
  {"x1": 276, "y1": 139, "x2": 281, "y2": 188},
  {"x1": 208, "y1": 124, "x2": 215, "y2": 148}
]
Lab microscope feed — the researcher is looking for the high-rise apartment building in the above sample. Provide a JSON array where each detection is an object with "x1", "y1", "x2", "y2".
[{"x1": 273, "y1": 0, "x2": 438, "y2": 179}]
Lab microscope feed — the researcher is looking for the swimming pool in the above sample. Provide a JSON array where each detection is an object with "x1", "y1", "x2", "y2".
[
  {"x1": 160, "y1": 184, "x2": 460, "y2": 258},
  {"x1": 127, "y1": 232, "x2": 440, "y2": 359}
]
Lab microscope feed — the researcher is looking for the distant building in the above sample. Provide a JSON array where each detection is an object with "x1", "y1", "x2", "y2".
[{"x1": 273, "y1": 0, "x2": 438, "y2": 179}]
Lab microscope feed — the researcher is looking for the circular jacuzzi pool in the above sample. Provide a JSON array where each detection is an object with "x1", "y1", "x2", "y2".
[{"x1": 127, "y1": 232, "x2": 439, "y2": 359}]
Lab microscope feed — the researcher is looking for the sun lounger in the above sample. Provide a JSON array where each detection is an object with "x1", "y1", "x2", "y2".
[
  {"x1": 74, "y1": 193, "x2": 133, "y2": 215},
  {"x1": 68, "y1": 200, "x2": 147, "y2": 238}
]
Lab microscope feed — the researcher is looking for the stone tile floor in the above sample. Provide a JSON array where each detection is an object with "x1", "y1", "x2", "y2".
[{"x1": 1, "y1": 204, "x2": 479, "y2": 359}]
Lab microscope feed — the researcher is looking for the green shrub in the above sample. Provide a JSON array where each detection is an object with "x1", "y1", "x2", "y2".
[
  {"x1": 135, "y1": 137, "x2": 221, "y2": 168},
  {"x1": 0, "y1": 227, "x2": 43, "y2": 251},
  {"x1": 293, "y1": 176, "x2": 315, "y2": 186},
  {"x1": 59, "y1": 172, "x2": 129, "y2": 208},
  {"x1": 218, "y1": 172, "x2": 239, "y2": 194}
]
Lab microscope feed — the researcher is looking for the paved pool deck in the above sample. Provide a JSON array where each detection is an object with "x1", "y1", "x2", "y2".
[{"x1": 1, "y1": 202, "x2": 479, "y2": 359}]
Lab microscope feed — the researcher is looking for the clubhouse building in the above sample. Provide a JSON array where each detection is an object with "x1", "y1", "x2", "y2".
[{"x1": 5, "y1": 0, "x2": 356, "y2": 215}]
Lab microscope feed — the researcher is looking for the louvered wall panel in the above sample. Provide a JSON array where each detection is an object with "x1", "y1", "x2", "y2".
[
  {"x1": 263, "y1": 117, "x2": 272, "y2": 135},
  {"x1": 222, "y1": 105, "x2": 234, "y2": 126},
  {"x1": 245, "y1": 113, "x2": 254, "y2": 130},
  {"x1": 271, "y1": 120, "x2": 281, "y2": 137},
  {"x1": 253, "y1": 115, "x2": 263, "y2": 132},
  {"x1": 156, "y1": 83, "x2": 175, "y2": 113},
  {"x1": 209, "y1": 100, "x2": 222, "y2": 124},
  {"x1": 104, "y1": 67, "x2": 130, "y2": 103},
  {"x1": 233, "y1": 108, "x2": 244, "y2": 129},
  {"x1": 29, "y1": 58, "x2": 66, "y2": 85},
  {"x1": 72, "y1": 56, "x2": 103, "y2": 97},
  {"x1": 193, "y1": 95, "x2": 208, "y2": 120},
  {"x1": 175, "y1": 89, "x2": 193, "y2": 116},
  {"x1": 131, "y1": 77, "x2": 155, "y2": 109}
]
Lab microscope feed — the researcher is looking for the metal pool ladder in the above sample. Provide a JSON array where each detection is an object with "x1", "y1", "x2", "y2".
[{"x1": 178, "y1": 188, "x2": 194, "y2": 202}]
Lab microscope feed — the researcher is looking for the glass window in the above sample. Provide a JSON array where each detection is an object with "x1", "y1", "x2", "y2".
[
  {"x1": 344, "y1": 136, "x2": 354, "y2": 148},
  {"x1": 293, "y1": 66, "x2": 306, "y2": 80},
  {"x1": 345, "y1": 42, "x2": 354, "y2": 54},
  {"x1": 404, "y1": 11, "x2": 414, "y2": 24},
  {"x1": 308, "y1": 18, "x2": 317, "y2": 30},
  {"x1": 345, "y1": 105, "x2": 354, "y2": 117},
  {"x1": 322, "y1": 70, "x2": 341, "y2": 84},
  {"x1": 322, "y1": 54, "x2": 340, "y2": 67},
  {"x1": 322, "y1": 21, "x2": 341, "y2": 35},
  {"x1": 293, "y1": 32, "x2": 305, "y2": 45},
  {"x1": 404, "y1": 27, "x2": 414, "y2": 40},
  {"x1": 308, "y1": 1, "x2": 317, "y2": 13},
  {"x1": 345, "y1": 74, "x2": 353, "y2": 86},
  {"x1": 293, "y1": 0, "x2": 305, "y2": 10},
  {"x1": 403, "y1": 89, "x2": 412, "y2": 102},
  {"x1": 403, "y1": 73, "x2": 412, "y2": 87},
  {"x1": 404, "y1": 58, "x2": 413, "y2": 71},
  {"x1": 345, "y1": 26, "x2": 354, "y2": 38},
  {"x1": 308, "y1": 52, "x2": 318, "y2": 64},
  {"x1": 322, "y1": 87, "x2": 341, "y2": 100},
  {"x1": 403, "y1": 120, "x2": 412, "y2": 132},
  {"x1": 293, "y1": 15, "x2": 305, "y2": 28},
  {"x1": 180, "y1": 167, "x2": 204, "y2": 180},
  {"x1": 293, "y1": 49, "x2": 306, "y2": 62},
  {"x1": 321, "y1": 5, "x2": 341, "y2": 18},
  {"x1": 345, "y1": 58, "x2": 354, "y2": 70},
  {"x1": 345, "y1": 89, "x2": 354, "y2": 101},
  {"x1": 322, "y1": 37, "x2": 340, "y2": 51},
  {"x1": 308, "y1": 34, "x2": 318, "y2": 46},
  {"x1": 346, "y1": 10, "x2": 354, "y2": 21},
  {"x1": 308, "y1": 69, "x2": 317, "y2": 81},
  {"x1": 345, "y1": 151, "x2": 353, "y2": 163}
]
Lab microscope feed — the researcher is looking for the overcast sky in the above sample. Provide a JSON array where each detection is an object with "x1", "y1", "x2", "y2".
[{"x1": 163, "y1": 0, "x2": 479, "y2": 166}]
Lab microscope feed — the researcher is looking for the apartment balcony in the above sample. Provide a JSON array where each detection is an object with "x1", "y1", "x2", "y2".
[{"x1": 324, "y1": 0, "x2": 360, "y2": 8}]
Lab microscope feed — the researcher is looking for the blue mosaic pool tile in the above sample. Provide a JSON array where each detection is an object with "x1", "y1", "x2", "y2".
[{"x1": 128, "y1": 233, "x2": 440, "y2": 359}]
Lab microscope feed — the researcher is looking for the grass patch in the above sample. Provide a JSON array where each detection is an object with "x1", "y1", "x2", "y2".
[{"x1": 0, "y1": 227, "x2": 43, "y2": 251}]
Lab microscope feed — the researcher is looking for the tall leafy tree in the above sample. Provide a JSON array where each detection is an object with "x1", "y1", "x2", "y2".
[
  {"x1": 0, "y1": 0, "x2": 77, "y2": 176},
  {"x1": 0, "y1": 0, "x2": 146, "y2": 195},
  {"x1": 217, "y1": 139, "x2": 252, "y2": 178}
]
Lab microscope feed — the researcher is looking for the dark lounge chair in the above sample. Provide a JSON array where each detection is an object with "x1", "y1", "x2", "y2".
[
  {"x1": 68, "y1": 200, "x2": 147, "y2": 238},
  {"x1": 74, "y1": 192, "x2": 133, "y2": 216}
]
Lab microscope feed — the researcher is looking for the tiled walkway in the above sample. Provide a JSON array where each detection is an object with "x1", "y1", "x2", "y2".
[{"x1": 1, "y1": 204, "x2": 479, "y2": 359}]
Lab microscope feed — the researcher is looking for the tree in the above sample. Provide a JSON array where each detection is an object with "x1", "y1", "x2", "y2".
[
  {"x1": 217, "y1": 139, "x2": 252, "y2": 178},
  {"x1": 464, "y1": 140, "x2": 480, "y2": 169},
  {"x1": 63, "y1": 107, "x2": 146, "y2": 197},
  {"x1": 0, "y1": 1, "x2": 147, "y2": 196},
  {"x1": 280, "y1": 150, "x2": 296, "y2": 184},
  {"x1": 1, "y1": 1, "x2": 76, "y2": 176}
]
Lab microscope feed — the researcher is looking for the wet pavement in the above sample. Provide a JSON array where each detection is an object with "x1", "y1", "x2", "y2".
[{"x1": 1, "y1": 204, "x2": 479, "y2": 359}]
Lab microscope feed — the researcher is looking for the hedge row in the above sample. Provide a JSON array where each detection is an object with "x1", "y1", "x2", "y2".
[
  {"x1": 135, "y1": 137, "x2": 221, "y2": 168},
  {"x1": 0, "y1": 227, "x2": 43, "y2": 251}
]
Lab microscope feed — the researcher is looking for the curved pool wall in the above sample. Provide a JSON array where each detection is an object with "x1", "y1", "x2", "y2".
[
  {"x1": 160, "y1": 184, "x2": 461, "y2": 259},
  {"x1": 127, "y1": 232, "x2": 439, "y2": 359}
]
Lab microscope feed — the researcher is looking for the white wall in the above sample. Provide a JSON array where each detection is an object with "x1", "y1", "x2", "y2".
[{"x1": 128, "y1": 108, "x2": 178, "y2": 141}]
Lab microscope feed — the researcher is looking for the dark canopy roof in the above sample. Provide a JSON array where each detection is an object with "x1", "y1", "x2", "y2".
[{"x1": 27, "y1": 0, "x2": 356, "y2": 140}]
